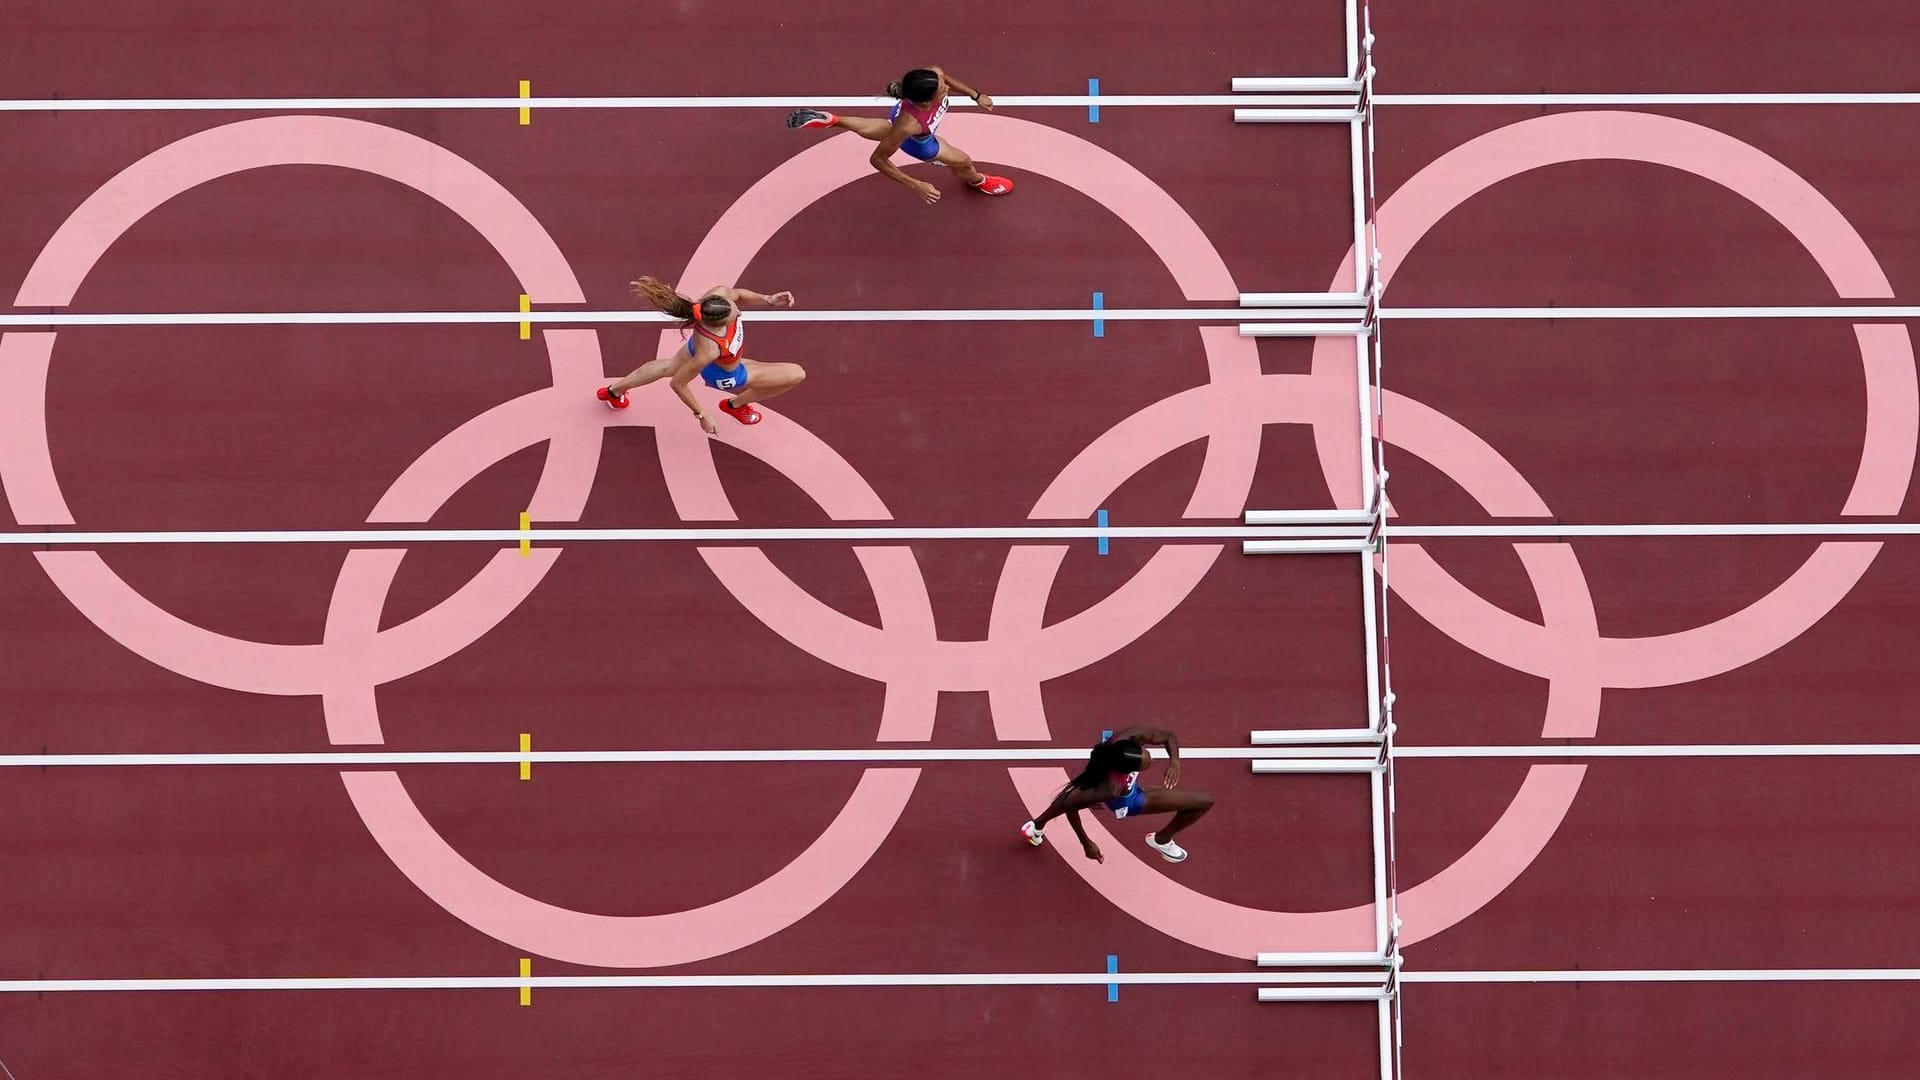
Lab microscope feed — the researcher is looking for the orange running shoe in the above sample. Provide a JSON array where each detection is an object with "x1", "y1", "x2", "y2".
[
  {"x1": 596, "y1": 385, "x2": 630, "y2": 410},
  {"x1": 969, "y1": 174, "x2": 1014, "y2": 196}
]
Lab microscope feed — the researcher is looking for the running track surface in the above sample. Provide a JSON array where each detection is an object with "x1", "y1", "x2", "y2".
[{"x1": 3, "y1": 2, "x2": 1918, "y2": 1077}]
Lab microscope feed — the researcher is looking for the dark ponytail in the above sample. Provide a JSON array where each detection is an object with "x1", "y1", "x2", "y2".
[
  {"x1": 888, "y1": 68, "x2": 942, "y2": 104},
  {"x1": 1061, "y1": 737, "x2": 1145, "y2": 794}
]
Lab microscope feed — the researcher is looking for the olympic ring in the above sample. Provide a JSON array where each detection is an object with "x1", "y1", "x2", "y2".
[{"x1": 2, "y1": 110, "x2": 1908, "y2": 966}]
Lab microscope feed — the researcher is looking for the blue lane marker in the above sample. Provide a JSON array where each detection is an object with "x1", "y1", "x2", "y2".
[
  {"x1": 1096, "y1": 508, "x2": 1109, "y2": 555},
  {"x1": 1102, "y1": 729, "x2": 1113, "y2": 742},
  {"x1": 1107, "y1": 954, "x2": 1120, "y2": 1002},
  {"x1": 1088, "y1": 78, "x2": 1100, "y2": 123},
  {"x1": 1091, "y1": 291, "x2": 1104, "y2": 338}
]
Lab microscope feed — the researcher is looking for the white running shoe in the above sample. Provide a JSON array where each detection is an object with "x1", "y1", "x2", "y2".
[
  {"x1": 1145, "y1": 833, "x2": 1188, "y2": 863},
  {"x1": 1020, "y1": 821, "x2": 1045, "y2": 847}
]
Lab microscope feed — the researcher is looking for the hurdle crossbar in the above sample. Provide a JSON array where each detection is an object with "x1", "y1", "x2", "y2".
[
  {"x1": 1259, "y1": 951, "x2": 1396, "y2": 968},
  {"x1": 1238, "y1": 322, "x2": 1370, "y2": 338},
  {"x1": 1240, "y1": 291, "x2": 1370, "y2": 308},
  {"x1": 1232, "y1": 76, "x2": 1362, "y2": 93},
  {"x1": 1235, "y1": 107, "x2": 1363, "y2": 123},
  {"x1": 1259, "y1": 987, "x2": 1391, "y2": 1003},
  {"x1": 1252, "y1": 759, "x2": 1385, "y2": 774},
  {"x1": 1244, "y1": 508, "x2": 1373, "y2": 526},
  {"x1": 1241, "y1": 538, "x2": 1372, "y2": 555},
  {"x1": 1251, "y1": 728, "x2": 1384, "y2": 745}
]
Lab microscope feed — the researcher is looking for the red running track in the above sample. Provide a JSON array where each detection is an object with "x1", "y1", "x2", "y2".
[{"x1": 4, "y1": 1, "x2": 1920, "y2": 1078}]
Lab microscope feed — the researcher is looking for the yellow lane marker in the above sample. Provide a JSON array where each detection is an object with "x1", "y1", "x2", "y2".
[
  {"x1": 519, "y1": 957, "x2": 532, "y2": 1005},
  {"x1": 518, "y1": 732, "x2": 532, "y2": 781},
  {"x1": 518, "y1": 293, "x2": 531, "y2": 340},
  {"x1": 518, "y1": 510, "x2": 531, "y2": 556},
  {"x1": 518, "y1": 80, "x2": 531, "y2": 125}
]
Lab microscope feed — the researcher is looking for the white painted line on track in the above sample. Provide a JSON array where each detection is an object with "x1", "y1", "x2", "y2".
[
  {"x1": 0, "y1": 525, "x2": 1364, "y2": 546},
  {"x1": 2, "y1": 968, "x2": 1915, "y2": 994},
  {"x1": 0, "y1": 746, "x2": 1355, "y2": 767},
  {"x1": 2, "y1": 305, "x2": 1906, "y2": 330},
  {"x1": 0, "y1": 94, "x2": 1354, "y2": 113},
  {"x1": 1383, "y1": 305, "x2": 1920, "y2": 321},
  {"x1": 0, "y1": 307, "x2": 1355, "y2": 329},
  {"x1": 1, "y1": 93, "x2": 1912, "y2": 113},
  {"x1": 1377, "y1": 92, "x2": 1920, "y2": 106},
  {"x1": 0, "y1": 971, "x2": 1343, "y2": 992},
  {"x1": 1397, "y1": 744, "x2": 1920, "y2": 759},
  {"x1": 1401, "y1": 968, "x2": 1920, "y2": 984},
  {"x1": 6, "y1": 522, "x2": 1920, "y2": 548},
  {"x1": 1394, "y1": 523, "x2": 1920, "y2": 538},
  {"x1": 6, "y1": 744, "x2": 1918, "y2": 769}
]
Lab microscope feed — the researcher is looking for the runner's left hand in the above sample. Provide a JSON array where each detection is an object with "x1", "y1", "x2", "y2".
[
  {"x1": 975, "y1": 94, "x2": 995, "y2": 112},
  {"x1": 769, "y1": 291, "x2": 795, "y2": 307},
  {"x1": 1162, "y1": 760, "x2": 1181, "y2": 788}
]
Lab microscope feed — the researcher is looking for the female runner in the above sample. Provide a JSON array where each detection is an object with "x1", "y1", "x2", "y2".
[
  {"x1": 786, "y1": 66, "x2": 1014, "y2": 205},
  {"x1": 597, "y1": 277, "x2": 805, "y2": 430},
  {"x1": 1019, "y1": 728, "x2": 1215, "y2": 864}
]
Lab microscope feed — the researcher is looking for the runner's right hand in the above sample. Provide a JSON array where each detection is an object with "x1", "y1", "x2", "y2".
[
  {"x1": 699, "y1": 414, "x2": 718, "y2": 435},
  {"x1": 1082, "y1": 841, "x2": 1104, "y2": 863},
  {"x1": 915, "y1": 180, "x2": 941, "y2": 205}
]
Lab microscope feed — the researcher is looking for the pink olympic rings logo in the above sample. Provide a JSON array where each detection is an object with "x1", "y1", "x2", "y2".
[{"x1": 0, "y1": 111, "x2": 1910, "y2": 966}]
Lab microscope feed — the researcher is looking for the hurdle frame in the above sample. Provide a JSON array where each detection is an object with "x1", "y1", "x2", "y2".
[{"x1": 1234, "y1": 5, "x2": 1404, "y2": 1080}]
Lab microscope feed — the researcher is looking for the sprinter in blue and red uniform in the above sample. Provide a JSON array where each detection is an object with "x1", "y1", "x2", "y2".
[
  {"x1": 787, "y1": 66, "x2": 1013, "y2": 206},
  {"x1": 1020, "y1": 728, "x2": 1215, "y2": 864},
  {"x1": 598, "y1": 276, "x2": 806, "y2": 430}
]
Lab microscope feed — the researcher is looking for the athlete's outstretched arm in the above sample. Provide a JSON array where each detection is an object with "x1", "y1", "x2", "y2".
[
  {"x1": 868, "y1": 116, "x2": 942, "y2": 205},
  {"x1": 726, "y1": 287, "x2": 794, "y2": 308},
  {"x1": 929, "y1": 66, "x2": 993, "y2": 110},
  {"x1": 1062, "y1": 808, "x2": 1102, "y2": 862},
  {"x1": 1030, "y1": 785, "x2": 1107, "y2": 831},
  {"x1": 667, "y1": 358, "x2": 717, "y2": 435},
  {"x1": 1114, "y1": 726, "x2": 1183, "y2": 787}
]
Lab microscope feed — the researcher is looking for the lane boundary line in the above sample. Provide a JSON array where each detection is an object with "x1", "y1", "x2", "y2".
[
  {"x1": 0, "y1": 93, "x2": 1915, "y2": 114},
  {"x1": 6, "y1": 743, "x2": 1920, "y2": 768},
  {"x1": 1, "y1": 305, "x2": 1912, "y2": 329},
  {"x1": 4, "y1": 968, "x2": 1917, "y2": 993},
  {"x1": 0, "y1": 94, "x2": 1354, "y2": 112},
  {"x1": 9, "y1": 522, "x2": 1920, "y2": 548}
]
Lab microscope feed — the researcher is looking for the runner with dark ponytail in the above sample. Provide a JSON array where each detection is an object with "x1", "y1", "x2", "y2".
[
  {"x1": 1019, "y1": 727, "x2": 1215, "y2": 864},
  {"x1": 786, "y1": 65, "x2": 1014, "y2": 205}
]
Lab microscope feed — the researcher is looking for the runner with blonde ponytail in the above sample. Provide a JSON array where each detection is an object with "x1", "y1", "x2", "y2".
[{"x1": 597, "y1": 277, "x2": 805, "y2": 430}]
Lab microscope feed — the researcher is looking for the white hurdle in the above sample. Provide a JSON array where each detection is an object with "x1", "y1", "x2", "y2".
[{"x1": 1237, "y1": 8, "x2": 1403, "y2": 1079}]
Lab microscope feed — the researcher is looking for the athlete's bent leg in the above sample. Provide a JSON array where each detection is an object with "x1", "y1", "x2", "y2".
[
  {"x1": 607, "y1": 356, "x2": 679, "y2": 398},
  {"x1": 1142, "y1": 788, "x2": 1214, "y2": 843},
  {"x1": 728, "y1": 360, "x2": 806, "y2": 407}
]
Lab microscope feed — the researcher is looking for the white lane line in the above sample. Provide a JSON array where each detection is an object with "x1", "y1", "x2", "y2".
[
  {"x1": 0, "y1": 746, "x2": 1362, "y2": 768},
  {"x1": 1377, "y1": 93, "x2": 1920, "y2": 106},
  {"x1": 6, "y1": 744, "x2": 1918, "y2": 769},
  {"x1": 1383, "y1": 306, "x2": 1920, "y2": 320},
  {"x1": 0, "y1": 94, "x2": 1355, "y2": 113},
  {"x1": 7, "y1": 522, "x2": 1920, "y2": 548},
  {"x1": 1, "y1": 93, "x2": 1911, "y2": 113},
  {"x1": 1401, "y1": 968, "x2": 1920, "y2": 984},
  {"x1": 2, "y1": 968, "x2": 1914, "y2": 994},
  {"x1": 0, "y1": 525, "x2": 1366, "y2": 547},
  {"x1": 1394, "y1": 523, "x2": 1920, "y2": 538},
  {"x1": 1398, "y1": 744, "x2": 1920, "y2": 759},
  {"x1": 0, "y1": 971, "x2": 1346, "y2": 992},
  {"x1": 0, "y1": 307, "x2": 1357, "y2": 329},
  {"x1": 2, "y1": 305, "x2": 1905, "y2": 330}
]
